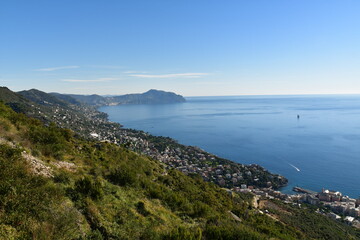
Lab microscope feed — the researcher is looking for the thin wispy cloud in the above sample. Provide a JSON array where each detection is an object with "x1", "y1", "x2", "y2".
[
  {"x1": 34, "y1": 66, "x2": 80, "y2": 72},
  {"x1": 89, "y1": 65, "x2": 125, "y2": 69},
  {"x1": 129, "y1": 73, "x2": 210, "y2": 79},
  {"x1": 123, "y1": 71, "x2": 149, "y2": 74},
  {"x1": 62, "y1": 78, "x2": 119, "y2": 83}
]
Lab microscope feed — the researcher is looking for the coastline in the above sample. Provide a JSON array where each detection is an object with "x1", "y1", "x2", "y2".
[
  {"x1": 98, "y1": 96, "x2": 360, "y2": 199},
  {"x1": 94, "y1": 106, "x2": 289, "y2": 191}
]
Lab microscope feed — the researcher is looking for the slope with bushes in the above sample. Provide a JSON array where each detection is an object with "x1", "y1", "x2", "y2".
[
  {"x1": 1, "y1": 87, "x2": 288, "y2": 190},
  {"x1": 1, "y1": 102, "x2": 360, "y2": 239}
]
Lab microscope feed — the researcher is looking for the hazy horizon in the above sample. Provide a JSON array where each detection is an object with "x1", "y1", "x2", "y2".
[{"x1": 4, "y1": 85, "x2": 360, "y2": 98}]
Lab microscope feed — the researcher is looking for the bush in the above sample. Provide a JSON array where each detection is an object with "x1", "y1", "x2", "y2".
[
  {"x1": 53, "y1": 171, "x2": 71, "y2": 184},
  {"x1": 70, "y1": 177, "x2": 103, "y2": 201},
  {"x1": 25, "y1": 123, "x2": 71, "y2": 159},
  {"x1": 204, "y1": 222, "x2": 265, "y2": 240},
  {"x1": 191, "y1": 201, "x2": 211, "y2": 218},
  {"x1": 0, "y1": 224, "x2": 19, "y2": 240},
  {"x1": 107, "y1": 165, "x2": 138, "y2": 187},
  {"x1": 164, "y1": 226, "x2": 202, "y2": 240},
  {"x1": 86, "y1": 229, "x2": 104, "y2": 240},
  {"x1": 136, "y1": 201, "x2": 150, "y2": 216}
]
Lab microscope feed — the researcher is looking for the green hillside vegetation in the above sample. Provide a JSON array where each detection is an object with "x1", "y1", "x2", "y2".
[
  {"x1": 18, "y1": 89, "x2": 75, "y2": 108},
  {"x1": 0, "y1": 87, "x2": 288, "y2": 190},
  {"x1": 0, "y1": 87, "x2": 74, "y2": 123},
  {"x1": 0, "y1": 87, "x2": 38, "y2": 115},
  {"x1": 52, "y1": 93, "x2": 108, "y2": 107},
  {"x1": 0, "y1": 87, "x2": 113, "y2": 137},
  {"x1": 1, "y1": 103, "x2": 360, "y2": 239}
]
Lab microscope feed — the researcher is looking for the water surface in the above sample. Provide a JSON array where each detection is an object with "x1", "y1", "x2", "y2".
[{"x1": 100, "y1": 95, "x2": 360, "y2": 198}]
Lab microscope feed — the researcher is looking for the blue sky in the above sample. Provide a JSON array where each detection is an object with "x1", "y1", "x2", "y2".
[{"x1": 1, "y1": 0, "x2": 360, "y2": 96}]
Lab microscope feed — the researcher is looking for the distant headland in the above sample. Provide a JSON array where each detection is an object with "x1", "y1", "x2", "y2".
[{"x1": 50, "y1": 89, "x2": 186, "y2": 107}]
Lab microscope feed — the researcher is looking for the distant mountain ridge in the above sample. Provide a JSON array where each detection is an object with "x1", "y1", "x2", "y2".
[
  {"x1": 51, "y1": 89, "x2": 186, "y2": 107},
  {"x1": 19, "y1": 89, "x2": 74, "y2": 108}
]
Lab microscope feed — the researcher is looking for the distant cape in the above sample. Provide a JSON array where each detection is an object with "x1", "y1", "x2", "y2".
[{"x1": 51, "y1": 89, "x2": 186, "y2": 107}]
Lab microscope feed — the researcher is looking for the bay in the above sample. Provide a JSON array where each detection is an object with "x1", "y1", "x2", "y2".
[{"x1": 99, "y1": 95, "x2": 360, "y2": 198}]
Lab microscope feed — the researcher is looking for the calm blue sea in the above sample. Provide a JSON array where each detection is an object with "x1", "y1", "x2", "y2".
[{"x1": 100, "y1": 95, "x2": 360, "y2": 198}]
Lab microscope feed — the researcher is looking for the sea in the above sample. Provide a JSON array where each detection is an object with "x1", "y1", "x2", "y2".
[{"x1": 99, "y1": 95, "x2": 360, "y2": 198}]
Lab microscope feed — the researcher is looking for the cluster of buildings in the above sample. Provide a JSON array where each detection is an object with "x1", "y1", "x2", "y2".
[
  {"x1": 88, "y1": 125, "x2": 287, "y2": 190},
  {"x1": 301, "y1": 189, "x2": 360, "y2": 218},
  {"x1": 233, "y1": 185, "x2": 294, "y2": 201},
  {"x1": 141, "y1": 145, "x2": 287, "y2": 189},
  {"x1": 250, "y1": 186, "x2": 360, "y2": 228}
]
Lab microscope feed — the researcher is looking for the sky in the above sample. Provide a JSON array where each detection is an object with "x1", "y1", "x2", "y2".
[{"x1": 1, "y1": 0, "x2": 360, "y2": 96}]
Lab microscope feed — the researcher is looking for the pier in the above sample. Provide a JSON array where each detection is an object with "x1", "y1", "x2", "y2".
[{"x1": 293, "y1": 186, "x2": 316, "y2": 194}]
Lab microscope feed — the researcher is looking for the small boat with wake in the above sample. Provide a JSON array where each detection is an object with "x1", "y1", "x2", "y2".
[{"x1": 288, "y1": 163, "x2": 300, "y2": 172}]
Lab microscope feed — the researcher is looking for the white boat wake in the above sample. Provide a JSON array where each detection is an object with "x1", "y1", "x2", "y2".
[{"x1": 288, "y1": 163, "x2": 300, "y2": 172}]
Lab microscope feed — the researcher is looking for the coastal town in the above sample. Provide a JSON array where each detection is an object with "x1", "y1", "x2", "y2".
[
  {"x1": 234, "y1": 185, "x2": 360, "y2": 229},
  {"x1": 89, "y1": 124, "x2": 288, "y2": 190}
]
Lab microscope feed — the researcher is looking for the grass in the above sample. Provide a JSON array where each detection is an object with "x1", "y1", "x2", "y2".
[{"x1": 0, "y1": 102, "x2": 359, "y2": 239}]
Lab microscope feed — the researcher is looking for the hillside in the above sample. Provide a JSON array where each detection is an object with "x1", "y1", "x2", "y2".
[
  {"x1": 51, "y1": 89, "x2": 186, "y2": 106},
  {"x1": 1, "y1": 102, "x2": 359, "y2": 239},
  {"x1": 18, "y1": 89, "x2": 74, "y2": 108},
  {"x1": 52, "y1": 93, "x2": 108, "y2": 107},
  {"x1": 1, "y1": 87, "x2": 287, "y2": 190},
  {"x1": 0, "y1": 87, "x2": 40, "y2": 115}
]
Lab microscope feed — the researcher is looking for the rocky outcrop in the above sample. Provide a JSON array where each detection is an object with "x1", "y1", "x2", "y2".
[
  {"x1": 52, "y1": 161, "x2": 77, "y2": 172},
  {"x1": 21, "y1": 151, "x2": 53, "y2": 178}
]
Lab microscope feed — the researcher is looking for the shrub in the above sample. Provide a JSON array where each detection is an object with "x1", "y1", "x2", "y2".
[
  {"x1": 71, "y1": 177, "x2": 103, "y2": 200},
  {"x1": 136, "y1": 201, "x2": 150, "y2": 216},
  {"x1": 0, "y1": 224, "x2": 19, "y2": 240},
  {"x1": 106, "y1": 165, "x2": 138, "y2": 187},
  {"x1": 86, "y1": 229, "x2": 104, "y2": 240},
  {"x1": 164, "y1": 226, "x2": 202, "y2": 240},
  {"x1": 53, "y1": 171, "x2": 71, "y2": 184}
]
